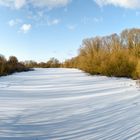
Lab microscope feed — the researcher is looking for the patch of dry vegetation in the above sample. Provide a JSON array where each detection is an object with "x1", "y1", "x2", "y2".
[
  {"x1": 63, "y1": 28, "x2": 140, "y2": 79},
  {"x1": 0, "y1": 55, "x2": 29, "y2": 76}
]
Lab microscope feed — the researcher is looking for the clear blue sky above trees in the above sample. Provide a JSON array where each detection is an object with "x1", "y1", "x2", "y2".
[{"x1": 0, "y1": 0, "x2": 140, "y2": 62}]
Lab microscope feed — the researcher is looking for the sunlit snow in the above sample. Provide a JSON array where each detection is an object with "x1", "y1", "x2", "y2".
[{"x1": 0, "y1": 68, "x2": 139, "y2": 140}]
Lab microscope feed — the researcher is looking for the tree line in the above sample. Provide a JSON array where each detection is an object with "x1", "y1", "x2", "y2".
[
  {"x1": 1, "y1": 28, "x2": 140, "y2": 79},
  {"x1": 63, "y1": 28, "x2": 140, "y2": 79},
  {"x1": 0, "y1": 56, "x2": 61, "y2": 76},
  {"x1": 0, "y1": 55, "x2": 29, "y2": 76},
  {"x1": 23, "y1": 57, "x2": 61, "y2": 68}
]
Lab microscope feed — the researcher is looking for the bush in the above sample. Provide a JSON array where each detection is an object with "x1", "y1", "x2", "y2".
[{"x1": 134, "y1": 61, "x2": 140, "y2": 79}]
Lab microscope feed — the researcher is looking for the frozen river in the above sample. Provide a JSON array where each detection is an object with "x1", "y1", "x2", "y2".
[{"x1": 0, "y1": 68, "x2": 139, "y2": 140}]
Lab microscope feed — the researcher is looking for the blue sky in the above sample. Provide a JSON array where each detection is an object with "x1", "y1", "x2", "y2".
[{"x1": 0, "y1": 0, "x2": 140, "y2": 62}]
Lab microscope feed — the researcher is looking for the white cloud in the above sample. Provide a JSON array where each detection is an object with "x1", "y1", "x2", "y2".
[
  {"x1": 20, "y1": 24, "x2": 32, "y2": 33},
  {"x1": 94, "y1": 0, "x2": 140, "y2": 9},
  {"x1": 0, "y1": 0, "x2": 26, "y2": 9},
  {"x1": 8, "y1": 19, "x2": 22, "y2": 26},
  {"x1": 8, "y1": 20, "x2": 17, "y2": 27},
  {"x1": 14, "y1": 0, "x2": 26, "y2": 9},
  {"x1": 0, "y1": 0, "x2": 71, "y2": 9}
]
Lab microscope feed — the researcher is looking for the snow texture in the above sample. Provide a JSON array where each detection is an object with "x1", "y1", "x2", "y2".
[{"x1": 0, "y1": 68, "x2": 139, "y2": 140}]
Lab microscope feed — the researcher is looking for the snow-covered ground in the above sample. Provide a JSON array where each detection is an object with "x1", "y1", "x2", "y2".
[{"x1": 0, "y1": 68, "x2": 139, "y2": 140}]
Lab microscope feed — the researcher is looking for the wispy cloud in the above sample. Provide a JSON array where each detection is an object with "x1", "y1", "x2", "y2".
[
  {"x1": 94, "y1": 0, "x2": 140, "y2": 9},
  {"x1": 93, "y1": 17, "x2": 103, "y2": 22},
  {"x1": 8, "y1": 19, "x2": 22, "y2": 27},
  {"x1": 0, "y1": 0, "x2": 71, "y2": 9},
  {"x1": 47, "y1": 18, "x2": 61, "y2": 26},
  {"x1": 20, "y1": 24, "x2": 32, "y2": 33},
  {"x1": 0, "y1": 0, "x2": 26, "y2": 9},
  {"x1": 81, "y1": 16, "x2": 103, "y2": 24},
  {"x1": 27, "y1": 11, "x2": 61, "y2": 27},
  {"x1": 67, "y1": 24, "x2": 77, "y2": 30},
  {"x1": 32, "y1": 0, "x2": 71, "y2": 9}
]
